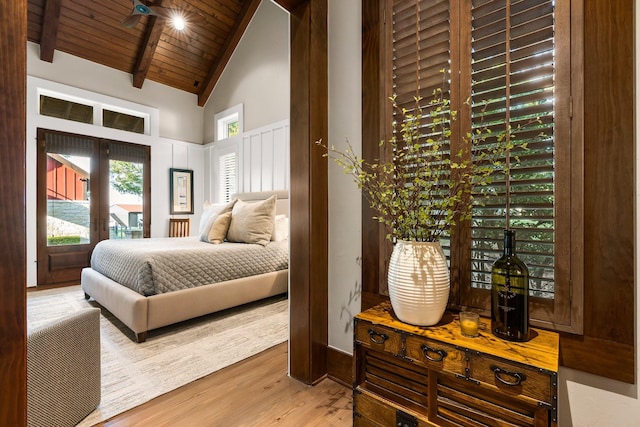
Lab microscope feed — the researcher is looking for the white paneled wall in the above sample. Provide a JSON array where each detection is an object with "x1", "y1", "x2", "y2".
[
  {"x1": 155, "y1": 140, "x2": 205, "y2": 238},
  {"x1": 205, "y1": 119, "x2": 289, "y2": 203},
  {"x1": 242, "y1": 119, "x2": 290, "y2": 193}
]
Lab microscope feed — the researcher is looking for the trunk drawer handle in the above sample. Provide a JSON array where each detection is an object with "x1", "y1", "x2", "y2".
[
  {"x1": 421, "y1": 344, "x2": 447, "y2": 362},
  {"x1": 367, "y1": 329, "x2": 388, "y2": 345},
  {"x1": 491, "y1": 365, "x2": 526, "y2": 386}
]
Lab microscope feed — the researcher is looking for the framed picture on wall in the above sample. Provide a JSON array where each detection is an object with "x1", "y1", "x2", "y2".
[{"x1": 169, "y1": 168, "x2": 194, "y2": 214}]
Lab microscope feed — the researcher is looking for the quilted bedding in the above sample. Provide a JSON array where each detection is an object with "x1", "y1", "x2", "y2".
[{"x1": 90, "y1": 237, "x2": 289, "y2": 296}]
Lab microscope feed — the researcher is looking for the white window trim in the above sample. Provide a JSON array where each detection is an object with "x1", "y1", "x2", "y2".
[
  {"x1": 30, "y1": 76, "x2": 157, "y2": 138},
  {"x1": 214, "y1": 104, "x2": 243, "y2": 142}
]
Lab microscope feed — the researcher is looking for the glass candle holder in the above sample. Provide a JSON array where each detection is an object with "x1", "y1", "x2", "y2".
[{"x1": 460, "y1": 311, "x2": 480, "y2": 338}]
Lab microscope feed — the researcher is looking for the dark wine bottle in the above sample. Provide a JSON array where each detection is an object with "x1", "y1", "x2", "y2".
[{"x1": 491, "y1": 229, "x2": 529, "y2": 341}]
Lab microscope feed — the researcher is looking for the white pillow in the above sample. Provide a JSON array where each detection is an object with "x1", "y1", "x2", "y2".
[
  {"x1": 271, "y1": 214, "x2": 289, "y2": 242},
  {"x1": 226, "y1": 195, "x2": 277, "y2": 246},
  {"x1": 198, "y1": 202, "x2": 220, "y2": 235},
  {"x1": 199, "y1": 199, "x2": 237, "y2": 242}
]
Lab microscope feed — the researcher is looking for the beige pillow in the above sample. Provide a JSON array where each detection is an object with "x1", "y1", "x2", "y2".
[
  {"x1": 199, "y1": 199, "x2": 237, "y2": 242},
  {"x1": 206, "y1": 212, "x2": 232, "y2": 244},
  {"x1": 227, "y1": 195, "x2": 277, "y2": 246}
]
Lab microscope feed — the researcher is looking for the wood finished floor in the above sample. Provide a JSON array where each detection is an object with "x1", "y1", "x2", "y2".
[{"x1": 96, "y1": 342, "x2": 353, "y2": 426}]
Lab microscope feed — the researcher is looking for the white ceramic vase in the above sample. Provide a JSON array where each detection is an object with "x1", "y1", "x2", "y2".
[{"x1": 387, "y1": 240, "x2": 450, "y2": 326}]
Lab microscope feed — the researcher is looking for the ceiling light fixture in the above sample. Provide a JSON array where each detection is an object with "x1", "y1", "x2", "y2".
[{"x1": 172, "y1": 16, "x2": 185, "y2": 31}]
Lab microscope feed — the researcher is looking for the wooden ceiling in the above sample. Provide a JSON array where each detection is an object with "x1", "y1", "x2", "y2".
[{"x1": 27, "y1": 0, "x2": 303, "y2": 107}]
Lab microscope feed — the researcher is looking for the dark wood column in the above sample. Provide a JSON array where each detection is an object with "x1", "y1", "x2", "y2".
[
  {"x1": 0, "y1": 0, "x2": 27, "y2": 424},
  {"x1": 361, "y1": 0, "x2": 390, "y2": 310},
  {"x1": 289, "y1": 0, "x2": 329, "y2": 384}
]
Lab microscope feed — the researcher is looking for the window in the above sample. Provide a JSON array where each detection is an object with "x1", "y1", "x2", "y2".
[
  {"x1": 215, "y1": 104, "x2": 243, "y2": 141},
  {"x1": 379, "y1": 0, "x2": 578, "y2": 332},
  {"x1": 218, "y1": 113, "x2": 239, "y2": 140},
  {"x1": 213, "y1": 105, "x2": 242, "y2": 203},
  {"x1": 103, "y1": 109, "x2": 145, "y2": 134},
  {"x1": 37, "y1": 89, "x2": 151, "y2": 136},
  {"x1": 39, "y1": 95, "x2": 93, "y2": 124},
  {"x1": 218, "y1": 152, "x2": 237, "y2": 203}
]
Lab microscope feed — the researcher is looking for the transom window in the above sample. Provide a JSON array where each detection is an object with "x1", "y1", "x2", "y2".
[
  {"x1": 38, "y1": 91, "x2": 150, "y2": 135},
  {"x1": 215, "y1": 104, "x2": 243, "y2": 141}
]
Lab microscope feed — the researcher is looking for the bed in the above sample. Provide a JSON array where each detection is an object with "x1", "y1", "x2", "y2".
[{"x1": 81, "y1": 190, "x2": 289, "y2": 342}]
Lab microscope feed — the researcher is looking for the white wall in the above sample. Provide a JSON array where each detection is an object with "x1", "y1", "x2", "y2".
[
  {"x1": 240, "y1": 120, "x2": 290, "y2": 193},
  {"x1": 203, "y1": 0, "x2": 289, "y2": 142},
  {"x1": 325, "y1": 1, "x2": 640, "y2": 425},
  {"x1": 327, "y1": 0, "x2": 363, "y2": 353},
  {"x1": 26, "y1": 67, "x2": 205, "y2": 287},
  {"x1": 27, "y1": 42, "x2": 204, "y2": 144}
]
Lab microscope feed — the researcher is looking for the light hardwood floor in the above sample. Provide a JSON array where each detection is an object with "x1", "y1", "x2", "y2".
[{"x1": 96, "y1": 342, "x2": 353, "y2": 426}]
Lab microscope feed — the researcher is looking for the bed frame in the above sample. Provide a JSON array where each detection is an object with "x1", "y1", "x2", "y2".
[{"x1": 81, "y1": 190, "x2": 289, "y2": 343}]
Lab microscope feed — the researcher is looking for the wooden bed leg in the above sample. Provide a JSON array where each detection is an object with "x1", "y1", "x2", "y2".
[
  {"x1": 136, "y1": 331, "x2": 147, "y2": 343},
  {"x1": 84, "y1": 292, "x2": 90, "y2": 300}
]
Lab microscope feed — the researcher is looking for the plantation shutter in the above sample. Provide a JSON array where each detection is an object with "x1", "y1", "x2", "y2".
[
  {"x1": 391, "y1": 0, "x2": 457, "y2": 247},
  {"x1": 392, "y1": 0, "x2": 452, "y2": 110},
  {"x1": 219, "y1": 152, "x2": 236, "y2": 203},
  {"x1": 389, "y1": 0, "x2": 574, "y2": 329},
  {"x1": 468, "y1": 0, "x2": 556, "y2": 299}
]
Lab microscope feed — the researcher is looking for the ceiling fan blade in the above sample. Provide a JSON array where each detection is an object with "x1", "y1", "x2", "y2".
[
  {"x1": 121, "y1": 14, "x2": 142, "y2": 28},
  {"x1": 131, "y1": 0, "x2": 159, "y2": 16}
]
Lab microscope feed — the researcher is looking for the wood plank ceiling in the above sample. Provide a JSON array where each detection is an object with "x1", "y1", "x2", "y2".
[{"x1": 27, "y1": 0, "x2": 265, "y2": 107}]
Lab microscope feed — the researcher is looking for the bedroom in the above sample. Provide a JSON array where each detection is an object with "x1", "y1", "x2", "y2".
[
  {"x1": 25, "y1": 0, "x2": 292, "y2": 344},
  {"x1": 1, "y1": 0, "x2": 639, "y2": 426}
]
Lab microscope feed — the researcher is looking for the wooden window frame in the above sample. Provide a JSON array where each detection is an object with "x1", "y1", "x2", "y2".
[
  {"x1": 362, "y1": 0, "x2": 635, "y2": 384},
  {"x1": 370, "y1": 0, "x2": 580, "y2": 332}
]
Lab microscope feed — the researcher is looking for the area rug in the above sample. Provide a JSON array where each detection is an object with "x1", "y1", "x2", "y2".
[{"x1": 27, "y1": 285, "x2": 289, "y2": 426}]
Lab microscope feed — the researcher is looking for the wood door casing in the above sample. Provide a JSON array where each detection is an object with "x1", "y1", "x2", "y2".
[{"x1": 0, "y1": 0, "x2": 27, "y2": 423}]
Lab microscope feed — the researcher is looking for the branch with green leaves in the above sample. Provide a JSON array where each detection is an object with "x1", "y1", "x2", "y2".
[{"x1": 318, "y1": 93, "x2": 540, "y2": 242}]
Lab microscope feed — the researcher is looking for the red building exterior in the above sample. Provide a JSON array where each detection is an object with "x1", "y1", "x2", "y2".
[{"x1": 47, "y1": 155, "x2": 88, "y2": 201}]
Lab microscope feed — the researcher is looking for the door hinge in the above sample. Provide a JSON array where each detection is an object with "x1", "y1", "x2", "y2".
[{"x1": 569, "y1": 96, "x2": 573, "y2": 119}]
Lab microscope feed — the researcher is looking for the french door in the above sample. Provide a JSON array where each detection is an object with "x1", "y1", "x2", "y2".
[{"x1": 36, "y1": 128, "x2": 150, "y2": 285}]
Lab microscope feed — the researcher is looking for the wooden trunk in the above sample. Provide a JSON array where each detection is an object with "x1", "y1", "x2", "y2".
[{"x1": 353, "y1": 302, "x2": 559, "y2": 426}]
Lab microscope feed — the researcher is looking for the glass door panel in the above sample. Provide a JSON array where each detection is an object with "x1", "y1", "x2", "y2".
[
  {"x1": 46, "y1": 152, "x2": 92, "y2": 246},
  {"x1": 109, "y1": 159, "x2": 144, "y2": 240}
]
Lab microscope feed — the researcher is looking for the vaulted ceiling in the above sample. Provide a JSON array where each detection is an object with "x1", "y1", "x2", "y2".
[{"x1": 27, "y1": 0, "x2": 303, "y2": 107}]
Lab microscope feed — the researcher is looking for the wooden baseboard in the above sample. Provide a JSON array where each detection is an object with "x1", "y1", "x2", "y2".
[{"x1": 327, "y1": 346, "x2": 352, "y2": 388}]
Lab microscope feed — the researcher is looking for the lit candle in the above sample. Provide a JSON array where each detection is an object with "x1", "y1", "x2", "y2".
[{"x1": 460, "y1": 312, "x2": 480, "y2": 337}]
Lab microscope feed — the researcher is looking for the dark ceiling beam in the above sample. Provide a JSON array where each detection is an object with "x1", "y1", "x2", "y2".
[
  {"x1": 132, "y1": 1, "x2": 164, "y2": 88},
  {"x1": 197, "y1": 0, "x2": 261, "y2": 107},
  {"x1": 39, "y1": 0, "x2": 62, "y2": 62},
  {"x1": 271, "y1": 0, "x2": 308, "y2": 14}
]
